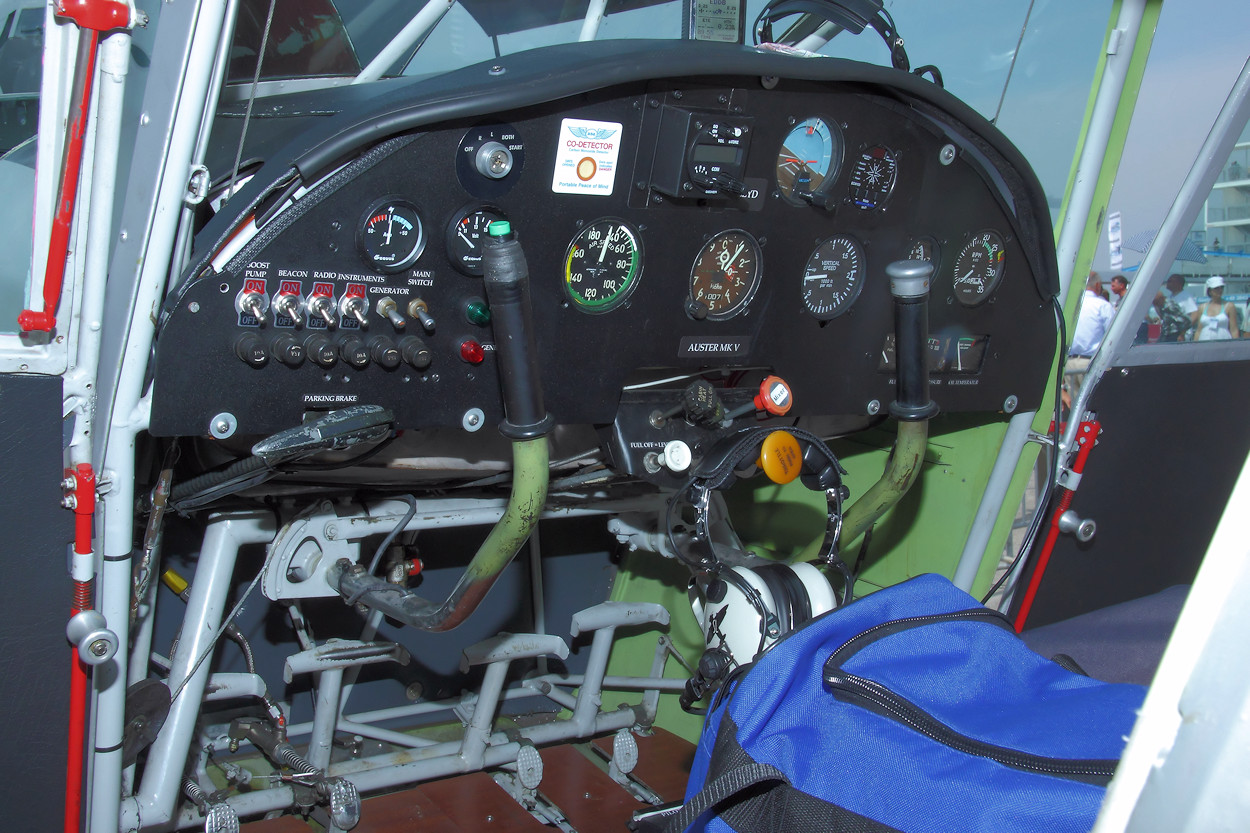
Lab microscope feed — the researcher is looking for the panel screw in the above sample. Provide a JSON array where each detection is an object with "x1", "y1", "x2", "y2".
[
  {"x1": 188, "y1": 301, "x2": 200, "y2": 313},
  {"x1": 867, "y1": 399, "x2": 881, "y2": 415},
  {"x1": 488, "y1": 65, "x2": 505, "y2": 76},
  {"x1": 939, "y1": 144, "x2": 957, "y2": 165},
  {"x1": 1003, "y1": 395, "x2": 1018, "y2": 413}
]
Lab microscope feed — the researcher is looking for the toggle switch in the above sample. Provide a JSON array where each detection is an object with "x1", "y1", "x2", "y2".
[
  {"x1": 340, "y1": 294, "x2": 368, "y2": 328},
  {"x1": 272, "y1": 291, "x2": 305, "y2": 326},
  {"x1": 408, "y1": 299, "x2": 436, "y2": 333},
  {"x1": 308, "y1": 294, "x2": 336, "y2": 328},
  {"x1": 376, "y1": 297, "x2": 406, "y2": 329}
]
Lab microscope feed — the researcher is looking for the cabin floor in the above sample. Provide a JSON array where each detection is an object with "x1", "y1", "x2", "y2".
[{"x1": 242, "y1": 730, "x2": 695, "y2": 832}]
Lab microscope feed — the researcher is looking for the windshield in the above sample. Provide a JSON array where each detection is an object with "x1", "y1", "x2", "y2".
[{"x1": 229, "y1": 0, "x2": 1110, "y2": 223}]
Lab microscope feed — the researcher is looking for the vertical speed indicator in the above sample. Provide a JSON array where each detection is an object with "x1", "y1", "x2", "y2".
[
  {"x1": 563, "y1": 219, "x2": 643, "y2": 313},
  {"x1": 802, "y1": 235, "x2": 865, "y2": 320}
]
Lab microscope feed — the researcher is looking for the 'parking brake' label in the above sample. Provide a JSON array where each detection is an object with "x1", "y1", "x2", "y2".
[{"x1": 552, "y1": 118, "x2": 623, "y2": 196}]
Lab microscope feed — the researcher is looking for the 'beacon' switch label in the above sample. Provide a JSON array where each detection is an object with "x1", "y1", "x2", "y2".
[{"x1": 552, "y1": 119, "x2": 623, "y2": 195}]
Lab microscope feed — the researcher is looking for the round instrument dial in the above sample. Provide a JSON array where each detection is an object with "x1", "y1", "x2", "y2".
[
  {"x1": 563, "y1": 218, "x2": 643, "y2": 313},
  {"x1": 776, "y1": 117, "x2": 843, "y2": 205},
  {"x1": 953, "y1": 230, "x2": 1007, "y2": 306},
  {"x1": 848, "y1": 145, "x2": 898, "y2": 210},
  {"x1": 358, "y1": 198, "x2": 425, "y2": 273},
  {"x1": 802, "y1": 235, "x2": 865, "y2": 320},
  {"x1": 446, "y1": 205, "x2": 506, "y2": 275},
  {"x1": 689, "y1": 230, "x2": 763, "y2": 321},
  {"x1": 907, "y1": 236, "x2": 940, "y2": 267}
]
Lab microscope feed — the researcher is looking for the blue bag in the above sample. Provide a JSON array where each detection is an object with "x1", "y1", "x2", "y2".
[{"x1": 669, "y1": 574, "x2": 1145, "y2": 833}]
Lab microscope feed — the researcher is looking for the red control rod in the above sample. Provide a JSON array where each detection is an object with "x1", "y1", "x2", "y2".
[
  {"x1": 18, "y1": 0, "x2": 134, "y2": 333},
  {"x1": 1012, "y1": 420, "x2": 1101, "y2": 632},
  {"x1": 65, "y1": 463, "x2": 96, "y2": 833}
]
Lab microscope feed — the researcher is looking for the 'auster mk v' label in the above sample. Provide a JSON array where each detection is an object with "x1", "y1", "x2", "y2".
[{"x1": 678, "y1": 337, "x2": 751, "y2": 358}]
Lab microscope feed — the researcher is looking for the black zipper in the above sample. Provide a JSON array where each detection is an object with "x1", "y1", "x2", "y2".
[
  {"x1": 822, "y1": 608, "x2": 1119, "y2": 785},
  {"x1": 824, "y1": 671, "x2": 1119, "y2": 784},
  {"x1": 826, "y1": 607, "x2": 1014, "y2": 667}
]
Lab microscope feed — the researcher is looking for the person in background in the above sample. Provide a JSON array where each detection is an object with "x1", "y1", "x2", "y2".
[
  {"x1": 1109, "y1": 275, "x2": 1128, "y2": 310},
  {"x1": 1152, "y1": 290, "x2": 1192, "y2": 342},
  {"x1": 1064, "y1": 272, "x2": 1116, "y2": 405},
  {"x1": 1193, "y1": 276, "x2": 1239, "y2": 340},
  {"x1": 1164, "y1": 273, "x2": 1198, "y2": 315}
]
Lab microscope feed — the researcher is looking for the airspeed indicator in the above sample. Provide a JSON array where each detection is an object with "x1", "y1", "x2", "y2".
[
  {"x1": 564, "y1": 218, "x2": 643, "y2": 313},
  {"x1": 801, "y1": 235, "x2": 865, "y2": 320}
]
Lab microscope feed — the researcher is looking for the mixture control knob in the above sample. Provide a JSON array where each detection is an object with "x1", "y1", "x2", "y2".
[
  {"x1": 376, "y1": 297, "x2": 406, "y2": 329},
  {"x1": 399, "y1": 336, "x2": 432, "y2": 370},
  {"x1": 475, "y1": 141, "x2": 514, "y2": 179},
  {"x1": 369, "y1": 336, "x2": 402, "y2": 370},
  {"x1": 271, "y1": 334, "x2": 305, "y2": 367},
  {"x1": 304, "y1": 334, "x2": 337, "y2": 368},
  {"x1": 339, "y1": 295, "x2": 368, "y2": 328},
  {"x1": 339, "y1": 336, "x2": 370, "y2": 369},
  {"x1": 233, "y1": 333, "x2": 268, "y2": 368},
  {"x1": 307, "y1": 294, "x2": 336, "y2": 328},
  {"x1": 272, "y1": 292, "x2": 305, "y2": 326}
]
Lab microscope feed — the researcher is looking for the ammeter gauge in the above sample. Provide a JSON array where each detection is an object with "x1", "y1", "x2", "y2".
[
  {"x1": 563, "y1": 219, "x2": 644, "y2": 313},
  {"x1": 358, "y1": 198, "x2": 425, "y2": 273}
]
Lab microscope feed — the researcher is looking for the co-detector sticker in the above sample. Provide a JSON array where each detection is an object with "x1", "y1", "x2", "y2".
[{"x1": 552, "y1": 118, "x2": 622, "y2": 195}]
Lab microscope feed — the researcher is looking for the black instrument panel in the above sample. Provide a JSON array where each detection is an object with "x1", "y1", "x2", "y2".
[{"x1": 151, "y1": 52, "x2": 1058, "y2": 440}]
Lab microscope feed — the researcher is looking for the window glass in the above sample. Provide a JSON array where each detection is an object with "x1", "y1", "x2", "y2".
[{"x1": 0, "y1": 1, "x2": 42, "y2": 333}]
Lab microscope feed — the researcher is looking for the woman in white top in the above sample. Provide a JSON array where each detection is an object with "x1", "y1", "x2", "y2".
[{"x1": 1193, "y1": 276, "x2": 1239, "y2": 341}]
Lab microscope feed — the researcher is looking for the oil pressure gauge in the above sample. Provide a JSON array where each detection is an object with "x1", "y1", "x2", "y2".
[
  {"x1": 446, "y1": 205, "x2": 506, "y2": 275},
  {"x1": 563, "y1": 218, "x2": 643, "y2": 313},
  {"x1": 802, "y1": 235, "x2": 865, "y2": 320},
  {"x1": 358, "y1": 198, "x2": 425, "y2": 273}
]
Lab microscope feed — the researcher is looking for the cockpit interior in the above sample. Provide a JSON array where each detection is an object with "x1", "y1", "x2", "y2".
[{"x1": 3, "y1": 1, "x2": 1249, "y2": 831}]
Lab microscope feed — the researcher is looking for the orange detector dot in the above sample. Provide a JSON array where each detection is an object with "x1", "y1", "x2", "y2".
[{"x1": 757, "y1": 430, "x2": 803, "y2": 485}]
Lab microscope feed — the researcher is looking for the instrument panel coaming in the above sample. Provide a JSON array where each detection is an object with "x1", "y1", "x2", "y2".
[{"x1": 150, "y1": 71, "x2": 1059, "y2": 439}]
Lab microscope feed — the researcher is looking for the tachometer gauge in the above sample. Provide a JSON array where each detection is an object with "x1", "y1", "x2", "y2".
[
  {"x1": 776, "y1": 117, "x2": 843, "y2": 205},
  {"x1": 689, "y1": 229, "x2": 762, "y2": 321},
  {"x1": 802, "y1": 235, "x2": 865, "y2": 320},
  {"x1": 848, "y1": 145, "x2": 898, "y2": 210},
  {"x1": 563, "y1": 218, "x2": 643, "y2": 313},
  {"x1": 446, "y1": 205, "x2": 506, "y2": 275},
  {"x1": 358, "y1": 198, "x2": 425, "y2": 273},
  {"x1": 953, "y1": 230, "x2": 1006, "y2": 306}
]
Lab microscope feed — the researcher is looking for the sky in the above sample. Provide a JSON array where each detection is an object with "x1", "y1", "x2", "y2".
[{"x1": 1093, "y1": 0, "x2": 1249, "y2": 274}]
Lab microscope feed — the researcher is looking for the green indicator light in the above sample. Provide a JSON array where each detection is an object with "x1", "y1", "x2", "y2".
[
  {"x1": 465, "y1": 300, "x2": 492, "y2": 326},
  {"x1": 488, "y1": 220, "x2": 512, "y2": 237}
]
